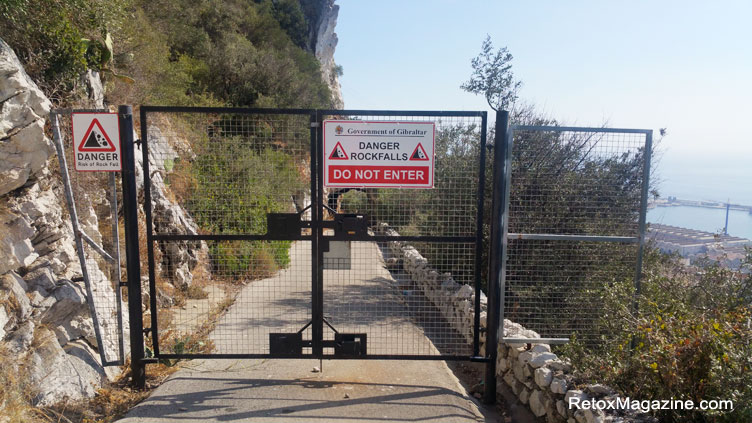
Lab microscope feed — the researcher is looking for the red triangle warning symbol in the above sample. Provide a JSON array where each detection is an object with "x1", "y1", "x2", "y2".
[
  {"x1": 410, "y1": 143, "x2": 429, "y2": 161},
  {"x1": 77, "y1": 119, "x2": 116, "y2": 152},
  {"x1": 328, "y1": 141, "x2": 348, "y2": 160}
]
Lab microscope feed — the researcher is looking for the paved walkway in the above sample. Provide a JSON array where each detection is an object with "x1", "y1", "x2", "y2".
[{"x1": 117, "y1": 242, "x2": 487, "y2": 422}]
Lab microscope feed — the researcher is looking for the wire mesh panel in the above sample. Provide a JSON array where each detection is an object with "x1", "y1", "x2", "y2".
[
  {"x1": 140, "y1": 108, "x2": 487, "y2": 359},
  {"x1": 51, "y1": 110, "x2": 125, "y2": 365},
  {"x1": 504, "y1": 126, "x2": 651, "y2": 344},
  {"x1": 322, "y1": 111, "x2": 486, "y2": 358},
  {"x1": 321, "y1": 241, "x2": 476, "y2": 357},
  {"x1": 141, "y1": 109, "x2": 313, "y2": 356},
  {"x1": 504, "y1": 239, "x2": 638, "y2": 340}
]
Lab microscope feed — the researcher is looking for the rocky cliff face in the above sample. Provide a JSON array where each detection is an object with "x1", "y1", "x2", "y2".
[
  {"x1": 0, "y1": 38, "x2": 122, "y2": 405},
  {"x1": 0, "y1": 35, "x2": 208, "y2": 406},
  {"x1": 305, "y1": 0, "x2": 343, "y2": 108},
  {"x1": 0, "y1": 39, "x2": 52, "y2": 198}
]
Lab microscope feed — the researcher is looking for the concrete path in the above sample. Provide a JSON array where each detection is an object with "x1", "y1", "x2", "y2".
[{"x1": 117, "y1": 241, "x2": 487, "y2": 422}]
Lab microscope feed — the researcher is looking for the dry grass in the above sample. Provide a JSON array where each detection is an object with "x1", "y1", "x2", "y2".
[
  {"x1": 182, "y1": 283, "x2": 208, "y2": 300},
  {"x1": 38, "y1": 361, "x2": 179, "y2": 423},
  {"x1": 0, "y1": 344, "x2": 38, "y2": 423},
  {"x1": 163, "y1": 159, "x2": 197, "y2": 205}
]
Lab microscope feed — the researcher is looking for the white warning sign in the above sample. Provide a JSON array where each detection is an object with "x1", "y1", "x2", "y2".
[
  {"x1": 323, "y1": 120, "x2": 435, "y2": 188},
  {"x1": 72, "y1": 113, "x2": 121, "y2": 172}
]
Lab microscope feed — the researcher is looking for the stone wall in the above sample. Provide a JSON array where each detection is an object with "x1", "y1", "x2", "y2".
[{"x1": 375, "y1": 223, "x2": 654, "y2": 423}]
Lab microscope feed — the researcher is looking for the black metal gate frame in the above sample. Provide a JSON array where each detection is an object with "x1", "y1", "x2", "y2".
[{"x1": 133, "y1": 106, "x2": 492, "y2": 364}]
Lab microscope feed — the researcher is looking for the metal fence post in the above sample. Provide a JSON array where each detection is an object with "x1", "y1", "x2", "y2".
[
  {"x1": 631, "y1": 130, "x2": 653, "y2": 349},
  {"x1": 120, "y1": 105, "x2": 145, "y2": 388},
  {"x1": 484, "y1": 110, "x2": 509, "y2": 404}
]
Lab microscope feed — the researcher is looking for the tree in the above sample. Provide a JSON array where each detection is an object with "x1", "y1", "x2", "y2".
[{"x1": 460, "y1": 35, "x2": 522, "y2": 112}]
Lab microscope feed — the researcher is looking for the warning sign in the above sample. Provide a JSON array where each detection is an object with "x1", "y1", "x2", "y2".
[
  {"x1": 323, "y1": 120, "x2": 435, "y2": 188},
  {"x1": 329, "y1": 141, "x2": 348, "y2": 160},
  {"x1": 410, "y1": 143, "x2": 429, "y2": 161},
  {"x1": 72, "y1": 113, "x2": 121, "y2": 172}
]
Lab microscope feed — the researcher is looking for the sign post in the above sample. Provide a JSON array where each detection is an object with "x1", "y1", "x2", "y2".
[
  {"x1": 323, "y1": 120, "x2": 435, "y2": 188},
  {"x1": 72, "y1": 112, "x2": 122, "y2": 172}
]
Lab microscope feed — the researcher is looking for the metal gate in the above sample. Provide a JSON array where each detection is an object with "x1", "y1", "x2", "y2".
[
  {"x1": 495, "y1": 121, "x2": 652, "y2": 345},
  {"x1": 136, "y1": 107, "x2": 489, "y2": 363}
]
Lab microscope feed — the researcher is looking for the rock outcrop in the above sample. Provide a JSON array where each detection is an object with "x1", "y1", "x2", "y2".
[
  {"x1": 0, "y1": 39, "x2": 53, "y2": 196},
  {"x1": 305, "y1": 0, "x2": 343, "y2": 108},
  {"x1": 136, "y1": 124, "x2": 204, "y2": 289},
  {"x1": 0, "y1": 38, "x2": 123, "y2": 405}
]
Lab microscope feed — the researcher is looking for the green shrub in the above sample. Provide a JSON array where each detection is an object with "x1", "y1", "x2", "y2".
[
  {"x1": 560, "y1": 249, "x2": 752, "y2": 422},
  {"x1": 186, "y1": 138, "x2": 305, "y2": 279},
  {"x1": 210, "y1": 241, "x2": 284, "y2": 280},
  {"x1": 0, "y1": 0, "x2": 128, "y2": 98}
]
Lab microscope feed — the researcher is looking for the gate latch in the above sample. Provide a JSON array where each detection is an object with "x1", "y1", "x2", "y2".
[
  {"x1": 267, "y1": 213, "x2": 306, "y2": 239},
  {"x1": 334, "y1": 333, "x2": 367, "y2": 357},
  {"x1": 333, "y1": 213, "x2": 369, "y2": 239}
]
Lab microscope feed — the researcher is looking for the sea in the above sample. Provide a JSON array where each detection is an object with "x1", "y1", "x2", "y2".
[
  {"x1": 647, "y1": 206, "x2": 752, "y2": 241},
  {"x1": 649, "y1": 153, "x2": 752, "y2": 240}
]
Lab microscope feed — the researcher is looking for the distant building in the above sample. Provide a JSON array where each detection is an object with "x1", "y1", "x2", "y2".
[{"x1": 647, "y1": 223, "x2": 751, "y2": 268}]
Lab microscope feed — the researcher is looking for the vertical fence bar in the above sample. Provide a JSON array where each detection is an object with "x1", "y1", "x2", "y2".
[
  {"x1": 632, "y1": 130, "x2": 653, "y2": 322},
  {"x1": 472, "y1": 112, "x2": 488, "y2": 358},
  {"x1": 140, "y1": 108, "x2": 159, "y2": 357},
  {"x1": 499, "y1": 125, "x2": 513, "y2": 339},
  {"x1": 110, "y1": 172, "x2": 125, "y2": 365},
  {"x1": 121, "y1": 105, "x2": 146, "y2": 388},
  {"x1": 484, "y1": 110, "x2": 509, "y2": 404},
  {"x1": 313, "y1": 111, "x2": 324, "y2": 357}
]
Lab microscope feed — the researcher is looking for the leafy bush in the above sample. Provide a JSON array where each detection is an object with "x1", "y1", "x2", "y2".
[
  {"x1": 137, "y1": 0, "x2": 333, "y2": 108},
  {"x1": 0, "y1": 0, "x2": 128, "y2": 98},
  {"x1": 210, "y1": 241, "x2": 286, "y2": 280},
  {"x1": 560, "y1": 248, "x2": 752, "y2": 422},
  {"x1": 181, "y1": 136, "x2": 305, "y2": 279}
]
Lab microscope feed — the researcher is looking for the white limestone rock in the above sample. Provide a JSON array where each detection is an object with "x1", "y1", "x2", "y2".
[
  {"x1": 0, "y1": 306, "x2": 7, "y2": 338},
  {"x1": 565, "y1": 390, "x2": 587, "y2": 407},
  {"x1": 1, "y1": 272, "x2": 32, "y2": 329},
  {"x1": 586, "y1": 384, "x2": 614, "y2": 396},
  {"x1": 557, "y1": 400, "x2": 568, "y2": 418},
  {"x1": 535, "y1": 366, "x2": 553, "y2": 388},
  {"x1": 532, "y1": 343, "x2": 552, "y2": 353},
  {"x1": 530, "y1": 352, "x2": 558, "y2": 368},
  {"x1": 551, "y1": 377, "x2": 569, "y2": 394},
  {"x1": 529, "y1": 390, "x2": 549, "y2": 417},
  {"x1": 27, "y1": 329, "x2": 107, "y2": 405},
  {"x1": 519, "y1": 388, "x2": 531, "y2": 404},
  {"x1": 0, "y1": 210, "x2": 37, "y2": 274},
  {"x1": 81, "y1": 69, "x2": 104, "y2": 108},
  {"x1": 309, "y1": 0, "x2": 343, "y2": 108},
  {"x1": 6, "y1": 320, "x2": 35, "y2": 354},
  {"x1": 549, "y1": 358, "x2": 573, "y2": 372},
  {"x1": 0, "y1": 38, "x2": 53, "y2": 196},
  {"x1": 584, "y1": 408, "x2": 605, "y2": 423}
]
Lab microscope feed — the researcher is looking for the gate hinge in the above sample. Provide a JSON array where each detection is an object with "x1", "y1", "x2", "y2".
[{"x1": 310, "y1": 122, "x2": 320, "y2": 128}]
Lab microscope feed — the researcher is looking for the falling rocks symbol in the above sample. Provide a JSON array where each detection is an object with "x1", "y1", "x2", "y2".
[
  {"x1": 78, "y1": 118, "x2": 116, "y2": 152},
  {"x1": 84, "y1": 130, "x2": 108, "y2": 148},
  {"x1": 410, "y1": 143, "x2": 429, "y2": 161},
  {"x1": 329, "y1": 141, "x2": 348, "y2": 160}
]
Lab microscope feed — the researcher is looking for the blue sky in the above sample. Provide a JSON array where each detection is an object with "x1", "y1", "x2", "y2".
[{"x1": 335, "y1": 0, "x2": 752, "y2": 203}]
